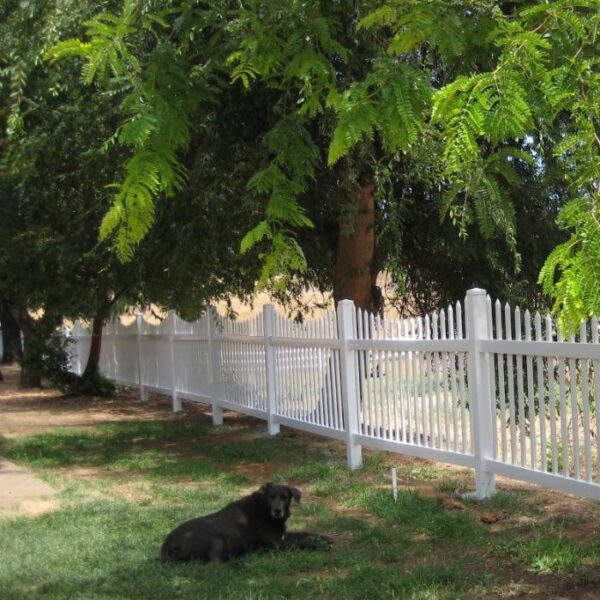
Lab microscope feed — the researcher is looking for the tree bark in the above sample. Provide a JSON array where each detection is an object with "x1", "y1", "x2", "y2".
[
  {"x1": 82, "y1": 304, "x2": 110, "y2": 380},
  {"x1": 0, "y1": 299, "x2": 21, "y2": 362},
  {"x1": 19, "y1": 335, "x2": 42, "y2": 387},
  {"x1": 334, "y1": 180, "x2": 376, "y2": 311},
  {"x1": 11, "y1": 308, "x2": 44, "y2": 388}
]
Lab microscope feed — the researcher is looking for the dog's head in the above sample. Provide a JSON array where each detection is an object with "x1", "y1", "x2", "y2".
[{"x1": 259, "y1": 482, "x2": 301, "y2": 521}]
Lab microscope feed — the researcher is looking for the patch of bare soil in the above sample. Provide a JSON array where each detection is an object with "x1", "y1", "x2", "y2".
[
  {"x1": 0, "y1": 363, "x2": 215, "y2": 439},
  {"x1": 1, "y1": 498, "x2": 61, "y2": 517}
]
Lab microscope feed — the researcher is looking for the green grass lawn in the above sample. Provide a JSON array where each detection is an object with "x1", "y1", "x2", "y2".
[{"x1": 1, "y1": 409, "x2": 600, "y2": 599}]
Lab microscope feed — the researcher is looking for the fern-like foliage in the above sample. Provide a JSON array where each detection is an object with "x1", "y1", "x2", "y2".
[
  {"x1": 355, "y1": 0, "x2": 599, "y2": 330},
  {"x1": 229, "y1": 2, "x2": 348, "y2": 285},
  {"x1": 46, "y1": 0, "x2": 143, "y2": 86},
  {"x1": 328, "y1": 60, "x2": 431, "y2": 164},
  {"x1": 327, "y1": 82, "x2": 378, "y2": 165},
  {"x1": 242, "y1": 114, "x2": 318, "y2": 286},
  {"x1": 47, "y1": 2, "x2": 201, "y2": 260},
  {"x1": 539, "y1": 199, "x2": 600, "y2": 332},
  {"x1": 99, "y1": 41, "x2": 196, "y2": 258},
  {"x1": 433, "y1": 71, "x2": 533, "y2": 177},
  {"x1": 44, "y1": 0, "x2": 599, "y2": 322}
]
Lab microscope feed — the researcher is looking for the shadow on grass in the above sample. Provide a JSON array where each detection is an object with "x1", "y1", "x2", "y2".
[
  {"x1": 0, "y1": 420, "x2": 315, "y2": 469},
  {"x1": 0, "y1": 495, "x2": 475, "y2": 600}
]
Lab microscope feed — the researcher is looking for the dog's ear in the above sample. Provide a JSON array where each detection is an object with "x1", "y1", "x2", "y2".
[
  {"x1": 259, "y1": 482, "x2": 273, "y2": 494},
  {"x1": 288, "y1": 486, "x2": 302, "y2": 503}
]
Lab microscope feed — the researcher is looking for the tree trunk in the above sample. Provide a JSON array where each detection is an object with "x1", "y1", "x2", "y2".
[
  {"x1": 19, "y1": 332, "x2": 42, "y2": 387},
  {"x1": 331, "y1": 175, "x2": 379, "y2": 428},
  {"x1": 82, "y1": 306, "x2": 109, "y2": 380},
  {"x1": 15, "y1": 311, "x2": 43, "y2": 388},
  {"x1": 0, "y1": 300, "x2": 21, "y2": 362},
  {"x1": 334, "y1": 180, "x2": 376, "y2": 311}
]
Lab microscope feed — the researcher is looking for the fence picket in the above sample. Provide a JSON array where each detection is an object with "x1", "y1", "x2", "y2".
[
  {"x1": 580, "y1": 323, "x2": 592, "y2": 481},
  {"x1": 524, "y1": 311, "x2": 536, "y2": 470},
  {"x1": 403, "y1": 319, "x2": 411, "y2": 443},
  {"x1": 535, "y1": 312, "x2": 547, "y2": 473},
  {"x1": 391, "y1": 343, "x2": 400, "y2": 442},
  {"x1": 410, "y1": 318, "x2": 419, "y2": 445},
  {"x1": 546, "y1": 315, "x2": 559, "y2": 474},
  {"x1": 505, "y1": 303, "x2": 517, "y2": 464},
  {"x1": 334, "y1": 343, "x2": 343, "y2": 431},
  {"x1": 515, "y1": 307, "x2": 527, "y2": 466},
  {"x1": 486, "y1": 297, "x2": 497, "y2": 459},
  {"x1": 425, "y1": 314, "x2": 434, "y2": 448},
  {"x1": 495, "y1": 300, "x2": 507, "y2": 462},
  {"x1": 457, "y1": 302, "x2": 468, "y2": 453},
  {"x1": 385, "y1": 348, "x2": 393, "y2": 439},
  {"x1": 440, "y1": 309, "x2": 451, "y2": 451},
  {"x1": 567, "y1": 332, "x2": 580, "y2": 479},
  {"x1": 557, "y1": 330, "x2": 569, "y2": 477},
  {"x1": 592, "y1": 318, "x2": 600, "y2": 481},
  {"x1": 418, "y1": 317, "x2": 427, "y2": 447},
  {"x1": 448, "y1": 306, "x2": 459, "y2": 452},
  {"x1": 432, "y1": 312, "x2": 442, "y2": 449}
]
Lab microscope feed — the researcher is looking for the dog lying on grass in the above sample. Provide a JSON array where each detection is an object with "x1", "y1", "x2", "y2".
[{"x1": 160, "y1": 482, "x2": 333, "y2": 562}]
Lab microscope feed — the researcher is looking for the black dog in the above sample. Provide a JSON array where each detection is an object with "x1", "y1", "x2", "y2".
[{"x1": 161, "y1": 482, "x2": 331, "y2": 562}]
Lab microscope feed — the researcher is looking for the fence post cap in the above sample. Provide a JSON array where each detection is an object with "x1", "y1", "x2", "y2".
[
  {"x1": 467, "y1": 288, "x2": 487, "y2": 296},
  {"x1": 338, "y1": 299, "x2": 355, "y2": 307}
]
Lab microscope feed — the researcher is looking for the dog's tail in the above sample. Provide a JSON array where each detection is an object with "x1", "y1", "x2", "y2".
[{"x1": 281, "y1": 531, "x2": 334, "y2": 550}]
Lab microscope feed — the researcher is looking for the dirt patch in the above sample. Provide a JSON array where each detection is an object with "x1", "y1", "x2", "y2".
[
  {"x1": 0, "y1": 364, "x2": 210, "y2": 439},
  {"x1": 0, "y1": 498, "x2": 61, "y2": 517}
]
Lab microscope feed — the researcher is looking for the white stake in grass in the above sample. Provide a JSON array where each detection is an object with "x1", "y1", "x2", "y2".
[{"x1": 391, "y1": 467, "x2": 398, "y2": 502}]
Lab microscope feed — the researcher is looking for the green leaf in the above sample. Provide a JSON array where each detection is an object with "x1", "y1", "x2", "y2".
[{"x1": 240, "y1": 221, "x2": 272, "y2": 254}]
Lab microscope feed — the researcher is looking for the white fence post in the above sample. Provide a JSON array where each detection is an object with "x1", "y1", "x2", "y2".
[
  {"x1": 466, "y1": 288, "x2": 496, "y2": 498},
  {"x1": 135, "y1": 313, "x2": 147, "y2": 402},
  {"x1": 73, "y1": 319, "x2": 83, "y2": 376},
  {"x1": 105, "y1": 319, "x2": 113, "y2": 381},
  {"x1": 207, "y1": 308, "x2": 223, "y2": 426},
  {"x1": 337, "y1": 299, "x2": 362, "y2": 469},
  {"x1": 60, "y1": 322, "x2": 72, "y2": 373},
  {"x1": 108, "y1": 318, "x2": 119, "y2": 383},
  {"x1": 167, "y1": 310, "x2": 182, "y2": 412},
  {"x1": 263, "y1": 304, "x2": 280, "y2": 436}
]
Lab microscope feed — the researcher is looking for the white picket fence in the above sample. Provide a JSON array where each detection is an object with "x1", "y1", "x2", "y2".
[{"x1": 66, "y1": 288, "x2": 600, "y2": 501}]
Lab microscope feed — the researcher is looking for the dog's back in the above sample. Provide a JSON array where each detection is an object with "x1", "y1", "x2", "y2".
[{"x1": 161, "y1": 485, "x2": 296, "y2": 562}]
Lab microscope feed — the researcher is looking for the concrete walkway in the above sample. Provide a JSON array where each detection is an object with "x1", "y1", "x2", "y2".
[{"x1": 0, "y1": 457, "x2": 55, "y2": 512}]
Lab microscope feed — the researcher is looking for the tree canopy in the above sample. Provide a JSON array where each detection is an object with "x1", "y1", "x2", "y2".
[
  {"x1": 44, "y1": 0, "x2": 599, "y2": 331},
  {"x1": 0, "y1": 0, "x2": 264, "y2": 384}
]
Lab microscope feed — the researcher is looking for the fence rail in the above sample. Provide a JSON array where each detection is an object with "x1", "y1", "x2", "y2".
[{"x1": 66, "y1": 288, "x2": 600, "y2": 501}]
